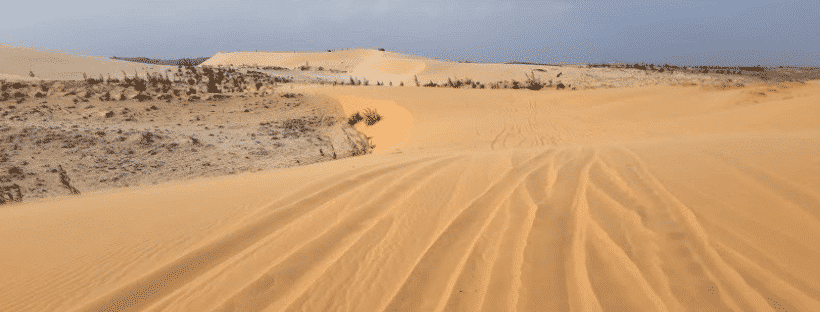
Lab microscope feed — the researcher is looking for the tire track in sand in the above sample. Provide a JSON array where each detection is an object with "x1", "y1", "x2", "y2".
[
  {"x1": 142, "y1": 157, "x2": 456, "y2": 312},
  {"x1": 74, "y1": 156, "x2": 445, "y2": 312},
  {"x1": 516, "y1": 148, "x2": 594, "y2": 311},
  {"x1": 210, "y1": 156, "x2": 464, "y2": 311},
  {"x1": 380, "y1": 149, "x2": 556, "y2": 312},
  {"x1": 614, "y1": 146, "x2": 774, "y2": 312}
]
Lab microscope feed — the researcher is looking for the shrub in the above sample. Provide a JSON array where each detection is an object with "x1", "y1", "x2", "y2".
[
  {"x1": 348, "y1": 112, "x2": 363, "y2": 126},
  {"x1": 524, "y1": 71, "x2": 544, "y2": 90},
  {"x1": 84, "y1": 73, "x2": 104, "y2": 85},
  {"x1": 0, "y1": 184, "x2": 23, "y2": 204},
  {"x1": 133, "y1": 76, "x2": 147, "y2": 92},
  {"x1": 363, "y1": 108, "x2": 382, "y2": 125}
]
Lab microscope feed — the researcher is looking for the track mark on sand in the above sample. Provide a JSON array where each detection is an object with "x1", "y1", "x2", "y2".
[
  {"x1": 381, "y1": 149, "x2": 556, "y2": 312},
  {"x1": 477, "y1": 186, "x2": 539, "y2": 312},
  {"x1": 615, "y1": 147, "x2": 773, "y2": 312},
  {"x1": 714, "y1": 241, "x2": 819, "y2": 312},
  {"x1": 515, "y1": 148, "x2": 594, "y2": 311},
  {"x1": 74, "y1": 156, "x2": 444, "y2": 312},
  {"x1": 213, "y1": 156, "x2": 464, "y2": 312},
  {"x1": 563, "y1": 150, "x2": 602, "y2": 312},
  {"x1": 704, "y1": 150, "x2": 820, "y2": 223}
]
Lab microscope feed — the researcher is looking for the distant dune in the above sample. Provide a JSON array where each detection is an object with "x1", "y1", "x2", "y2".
[
  {"x1": 0, "y1": 45, "x2": 173, "y2": 80},
  {"x1": 110, "y1": 56, "x2": 211, "y2": 66},
  {"x1": 1, "y1": 47, "x2": 819, "y2": 312}
]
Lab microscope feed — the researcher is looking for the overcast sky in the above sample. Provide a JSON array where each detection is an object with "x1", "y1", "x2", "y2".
[{"x1": 2, "y1": 0, "x2": 818, "y2": 66}]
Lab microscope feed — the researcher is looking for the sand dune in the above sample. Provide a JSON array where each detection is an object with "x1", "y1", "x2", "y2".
[
  {"x1": 0, "y1": 45, "x2": 173, "y2": 80},
  {"x1": 2, "y1": 49, "x2": 820, "y2": 312},
  {"x1": 203, "y1": 49, "x2": 381, "y2": 72},
  {"x1": 202, "y1": 49, "x2": 761, "y2": 90}
]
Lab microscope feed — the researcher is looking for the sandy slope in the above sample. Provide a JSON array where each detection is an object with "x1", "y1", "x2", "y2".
[
  {"x1": 2, "y1": 50, "x2": 820, "y2": 311},
  {"x1": 203, "y1": 49, "x2": 756, "y2": 89},
  {"x1": 0, "y1": 45, "x2": 172, "y2": 80}
]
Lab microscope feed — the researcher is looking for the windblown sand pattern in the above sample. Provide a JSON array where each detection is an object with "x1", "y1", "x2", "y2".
[{"x1": 1, "y1": 47, "x2": 819, "y2": 312}]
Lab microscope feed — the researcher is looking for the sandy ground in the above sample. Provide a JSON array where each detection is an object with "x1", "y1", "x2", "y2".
[
  {"x1": 1, "y1": 47, "x2": 820, "y2": 312},
  {"x1": 0, "y1": 67, "x2": 371, "y2": 205}
]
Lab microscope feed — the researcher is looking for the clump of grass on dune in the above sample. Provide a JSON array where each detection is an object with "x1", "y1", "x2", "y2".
[
  {"x1": 363, "y1": 108, "x2": 381, "y2": 125},
  {"x1": 524, "y1": 70, "x2": 545, "y2": 90},
  {"x1": 348, "y1": 108, "x2": 382, "y2": 126},
  {"x1": 348, "y1": 112, "x2": 363, "y2": 126}
]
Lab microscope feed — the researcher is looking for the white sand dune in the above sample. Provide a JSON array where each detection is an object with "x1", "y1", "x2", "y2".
[{"x1": 2, "y1": 50, "x2": 820, "y2": 312}]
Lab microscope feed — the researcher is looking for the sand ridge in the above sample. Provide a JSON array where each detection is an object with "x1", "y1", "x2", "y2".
[
  {"x1": 1, "y1": 48, "x2": 820, "y2": 311},
  {"x1": 0, "y1": 45, "x2": 174, "y2": 81}
]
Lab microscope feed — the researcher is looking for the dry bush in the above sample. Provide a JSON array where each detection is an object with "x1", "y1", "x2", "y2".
[
  {"x1": 524, "y1": 71, "x2": 545, "y2": 90},
  {"x1": 348, "y1": 112, "x2": 363, "y2": 126},
  {"x1": 363, "y1": 108, "x2": 382, "y2": 126}
]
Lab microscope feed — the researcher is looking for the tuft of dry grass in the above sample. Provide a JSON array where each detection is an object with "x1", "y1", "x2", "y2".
[
  {"x1": 363, "y1": 108, "x2": 382, "y2": 126},
  {"x1": 348, "y1": 108, "x2": 382, "y2": 126}
]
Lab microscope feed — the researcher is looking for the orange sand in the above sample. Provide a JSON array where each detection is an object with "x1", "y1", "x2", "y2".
[{"x1": 1, "y1": 48, "x2": 819, "y2": 312}]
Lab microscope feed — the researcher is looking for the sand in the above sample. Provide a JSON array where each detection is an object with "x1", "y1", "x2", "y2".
[
  {"x1": 1, "y1": 47, "x2": 819, "y2": 312},
  {"x1": 0, "y1": 45, "x2": 174, "y2": 81}
]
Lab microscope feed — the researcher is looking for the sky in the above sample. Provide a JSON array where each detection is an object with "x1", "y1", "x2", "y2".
[{"x1": 1, "y1": 0, "x2": 818, "y2": 66}]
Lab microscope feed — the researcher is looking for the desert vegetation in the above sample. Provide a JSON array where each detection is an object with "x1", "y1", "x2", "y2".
[
  {"x1": 347, "y1": 108, "x2": 382, "y2": 126},
  {"x1": 22, "y1": 65, "x2": 298, "y2": 105},
  {"x1": 0, "y1": 65, "x2": 374, "y2": 205}
]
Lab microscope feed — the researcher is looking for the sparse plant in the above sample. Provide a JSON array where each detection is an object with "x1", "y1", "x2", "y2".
[
  {"x1": 0, "y1": 184, "x2": 23, "y2": 204},
  {"x1": 348, "y1": 112, "x2": 363, "y2": 126},
  {"x1": 363, "y1": 108, "x2": 382, "y2": 125},
  {"x1": 524, "y1": 70, "x2": 544, "y2": 90}
]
